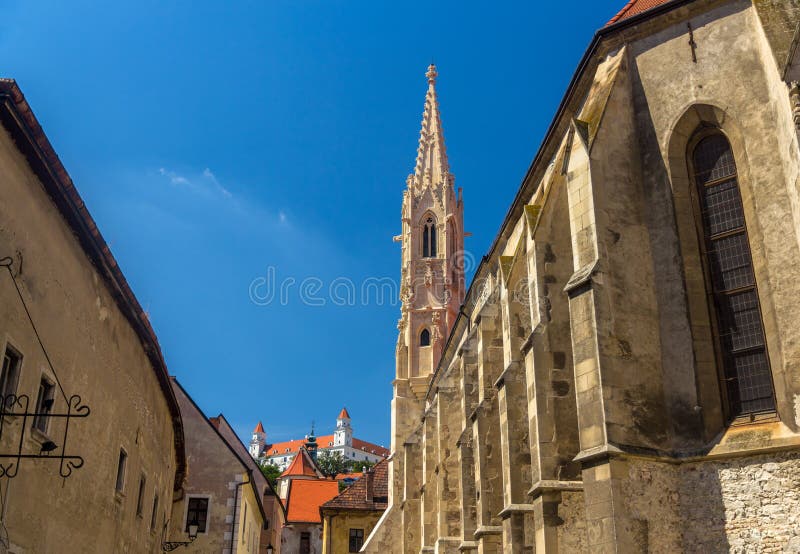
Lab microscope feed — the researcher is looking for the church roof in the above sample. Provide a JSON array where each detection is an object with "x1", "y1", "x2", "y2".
[
  {"x1": 606, "y1": 0, "x2": 673, "y2": 26},
  {"x1": 253, "y1": 421, "x2": 264, "y2": 433},
  {"x1": 338, "y1": 407, "x2": 351, "y2": 420},
  {"x1": 264, "y1": 435, "x2": 389, "y2": 458},
  {"x1": 280, "y1": 447, "x2": 322, "y2": 478},
  {"x1": 321, "y1": 459, "x2": 389, "y2": 512},
  {"x1": 285, "y1": 479, "x2": 340, "y2": 523}
]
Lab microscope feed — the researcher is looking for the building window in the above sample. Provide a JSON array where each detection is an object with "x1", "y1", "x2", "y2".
[
  {"x1": 136, "y1": 474, "x2": 146, "y2": 516},
  {"x1": 150, "y1": 493, "x2": 159, "y2": 532},
  {"x1": 32, "y1": 376, "x2": 55, "y2": 433},
  {"x1": 243, "y1": 503, "x2": 248, "y2": 543},
  {"x1": 690, "y1": 133, "x2": 775, "y2": 417},
  {"x1": 115, "y1": 449, "x2": 127, "y2": 493},
  {"x1": 420, "y1": 328, "x2": 431, "y2": 347},
  {"x1": 300, "y1": 532, "x2": 311, "y2": 554},
  {"x1": 0, "y1": 345, "x2": 22, "y2": 407},
  {"x1": 186, "y1": 496, "x2": 209, "y2": 533},
  {"x1": 349, "y1": 528, "x2": 364, "y2": 552},
  {"x1": 422, "y1": 216, "x2": 437, "y2": 258}
]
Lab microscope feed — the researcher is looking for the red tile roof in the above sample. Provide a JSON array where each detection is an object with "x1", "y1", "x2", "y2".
[
  {"x1": 352, "y1": 438, "x2": 390, "y2": 458},
  {"x1": 280, "y1": 448, "x2": 321, "y2": 478},
  {"x1": 285, "y1": 480, "x2": 340, "y2": 523},
  {"x1": 321, "y1": 459, "x2": 389, "y2": 512},
  {"x1": 338, "y1": 407, "x2": 351, "y2": 419},
  {"x1": 264, "y1": 435, "x2": 389, "y2": 458},
  {"x1": 606, "y1": 0, "x2": 672, "y2": 26},
  {"x1": 334, "y1": 472, "x2": 363, "y2": 482},
  {"x1": 254, "y1": 421, "x2": 264, "y2": 433}
]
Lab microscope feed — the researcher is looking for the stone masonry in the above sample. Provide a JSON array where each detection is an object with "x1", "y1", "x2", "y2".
[{"x1": 365, "y1": 0, "x2": 800, "y2": 552}]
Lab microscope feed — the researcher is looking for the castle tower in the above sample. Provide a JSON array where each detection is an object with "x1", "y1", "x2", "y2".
[
  {"x1": 249, "y1": 421, "x2": 266, "y2": 458},
  {"x1": 391, "y1": 64, "x2": 464, "y2": 460},
  {"x1": 334, "y1": 407, "x2": 353, "y2": 447},
  {"x1": 394, "y1": 64, "x2": 464, "y2": 399}
]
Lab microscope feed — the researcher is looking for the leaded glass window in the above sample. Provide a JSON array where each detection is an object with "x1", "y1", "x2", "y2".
[{"x1": 691, "y1": 133, "x2": 775, "y2": 416}]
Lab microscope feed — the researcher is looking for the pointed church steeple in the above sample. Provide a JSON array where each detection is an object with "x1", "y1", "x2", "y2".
[
  {"x1": 411, "y1": 64, "x2": 451, "y2": 190},
  {"x1": 395, "y1": 64, "x2": 465, "y2": 396}
]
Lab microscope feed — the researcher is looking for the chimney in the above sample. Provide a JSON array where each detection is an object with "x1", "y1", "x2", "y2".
[{"x1": 365, "y1": 468, "x2": 375, "y2": 503}]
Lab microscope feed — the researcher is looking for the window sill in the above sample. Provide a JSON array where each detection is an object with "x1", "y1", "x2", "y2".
[
  {"x1": 29, "y1": 426, "x2": 52, "y2": 446},
  {"x1": 728, "y1": 411, "x2": 779, "y2": 427}
]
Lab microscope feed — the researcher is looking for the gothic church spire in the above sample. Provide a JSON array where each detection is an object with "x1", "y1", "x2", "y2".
[{"x1": 412, "y1": 64, "x2": 450, "y2": 188}]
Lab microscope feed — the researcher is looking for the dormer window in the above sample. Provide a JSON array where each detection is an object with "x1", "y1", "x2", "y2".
[{"x1": 422, "y1": 216, "x2": 437, "y2": 258}]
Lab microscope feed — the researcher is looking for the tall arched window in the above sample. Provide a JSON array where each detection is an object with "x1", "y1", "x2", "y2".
[
  {"x1": 691, "y1": 133, "x2": 775, "y2": 417},
  {"x1": 419, "y1": 328, "x2": 431, "y2": 347},
  {"x1": 422, "y1": 216, "x2": 437, "y2": 258}
]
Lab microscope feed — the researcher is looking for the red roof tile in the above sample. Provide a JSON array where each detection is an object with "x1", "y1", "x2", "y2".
[
  {"x1": 264, "y1": 435, "x2": 389, "y2": 458},
  {"x1": 352, "y1": 438, "x2": 390, "y2": 458},
  {"x1": 254, "y1": 421, "x2": 264, "y2": 433},
  {"x1": 338, "y1": 407, "x2": 351, "y2": 419},
  {"x1": 334, "y1": 472, "x2": 363, "y2": 482},
  {"x1": 286, "y1": 480, "x2": 340, "y2": 523},
  {"x1": 606, "y1": 0, "x2": 672, "y2": 26},
  {"x1": 321, "y1": 459, "x2": 389, "y2": 512},
  {"x1": 280, "y1": 448, "x2": 321, "y2": 478}
]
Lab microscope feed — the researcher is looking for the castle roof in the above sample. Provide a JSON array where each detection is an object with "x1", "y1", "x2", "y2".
[
  {"x1": 321, "y1": 459, "x2": 389, "y2": 512},
  {"x1": 254, "y1": 421, "x2": 264, "y2": 433},
  {"x1": 338, "y1": 407, "x2": 351, "y2": 420},
  {"x1": 285, "y1": 479, "x2": 340, "y2": 524},
  {"x1": 606, "y1": 0, "x2": 672, "y2": 26},
  {"x1": 280, "y1": 447, "x2": 322, "y2": 478},
  {"x1": 264, "y1": 435, "x2": 389, "y2": 459}
]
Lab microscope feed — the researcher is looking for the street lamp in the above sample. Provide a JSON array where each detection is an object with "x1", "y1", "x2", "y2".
[{"x1": 162, "y1": 519, "x2": 199, "y2": 551}]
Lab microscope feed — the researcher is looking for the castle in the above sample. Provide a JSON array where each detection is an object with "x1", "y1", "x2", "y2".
[
  {"x1": 250, "y1": 408, "x2": 389, "y2": 471},
  {"x1": 365, "y1": 0, "x2": 800, "y2": 552}
]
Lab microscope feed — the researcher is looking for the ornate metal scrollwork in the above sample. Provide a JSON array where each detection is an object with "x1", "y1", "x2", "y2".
[{"x1": 0, "y1": 393, "x2": 91, "y2": 479}]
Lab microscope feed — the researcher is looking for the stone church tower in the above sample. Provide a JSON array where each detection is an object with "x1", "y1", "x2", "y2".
[{"x1": 391, "y1": 64, "x2": 464, "y2": 455}]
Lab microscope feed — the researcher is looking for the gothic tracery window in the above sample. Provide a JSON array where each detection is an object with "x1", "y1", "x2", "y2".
[
  {"x1": 690, "y1": 132, "x2": 775, "y2": 417},
  {"x1": 422, "y1": 216, "x2": 437, "y2": 258}
]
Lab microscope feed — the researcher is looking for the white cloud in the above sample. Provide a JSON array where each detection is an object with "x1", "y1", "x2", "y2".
[
  {"x1": 279, "y1": 210, "x2": 288, "y2": 224},
  {"x1": 159, "y1": 167, "x2": 189, "y2": 185},
  {"x1": 158, "y1": 166, "x2": 232, "y2": 199}
]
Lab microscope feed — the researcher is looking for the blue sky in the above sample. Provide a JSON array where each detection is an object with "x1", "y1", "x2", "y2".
[{"x1": 0, "y1": 1, "x2": 623, "y2": 447}]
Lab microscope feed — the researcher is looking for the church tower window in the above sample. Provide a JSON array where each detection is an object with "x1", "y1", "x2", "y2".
[
  {"x1": 422, "y1": 217, "x2": 437, "y2": 258},
  {"x1": 690, "y1": 132, "x2": 775, "y2": 418},
  {"x1": 420, "y1": 328, "x2": 431, "y2": 347}
]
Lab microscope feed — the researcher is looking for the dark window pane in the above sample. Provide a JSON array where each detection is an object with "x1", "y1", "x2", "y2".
[
  {"x1": 420, "y1": 329, "x2": 430, "y2": 347},
  {"x1": 700, "y1": 179, "x2": 745, "y2": 236},
  {"x1": 186, "y1": 497, "x2": 209, "y2": 532},
  {"x1": 707, "y1": 233, "x2": 754, "y2": 291},
  {"x1": 350, "y1": 528, "x2": 364, "y2": 552},
  {"x1": 693, "y1": 135, "x2": 736, "y2": 184},
  {"x1": 726, "y1": 350, "x2": 775, "y2": 414},
  {"x1": 691, "y1": 133, "x2": 775, "y2": 417},
  {"x1": 716, "y1": 290, "x2": 765, "y2": 352}
]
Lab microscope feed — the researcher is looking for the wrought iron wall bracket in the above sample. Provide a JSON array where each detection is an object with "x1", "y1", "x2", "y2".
[
  {"x1": 161, "y1": 537, "x2": 196, "y2": 552},
  {"x1": 0, "y1": 393, "x2": 90, "y2": 479}
]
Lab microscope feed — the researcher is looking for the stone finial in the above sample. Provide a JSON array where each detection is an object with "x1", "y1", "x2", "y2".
[{"x1": 426, "y1": 64, "x2": 438, "y2": 84}]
